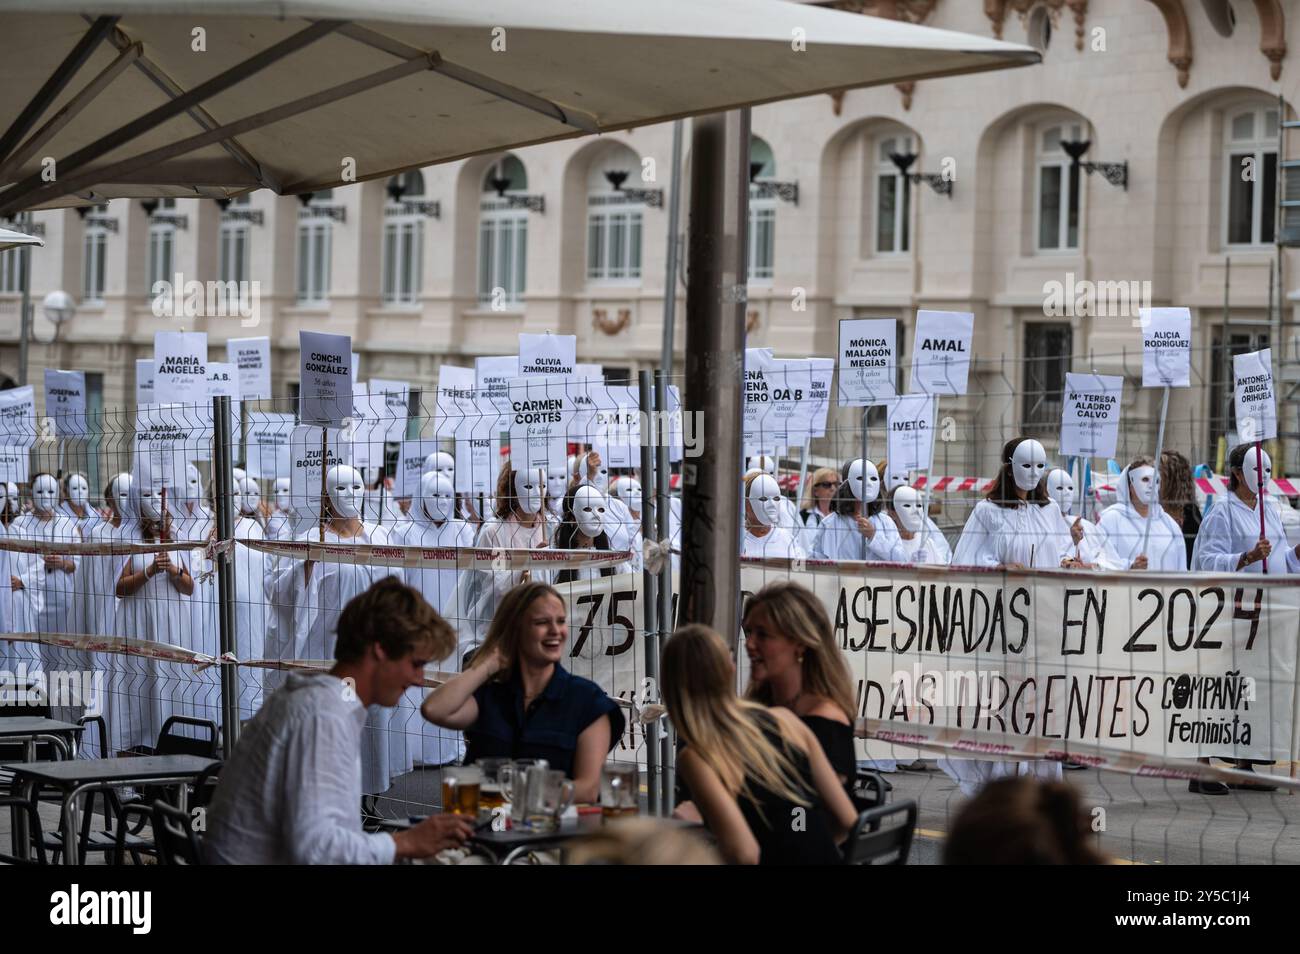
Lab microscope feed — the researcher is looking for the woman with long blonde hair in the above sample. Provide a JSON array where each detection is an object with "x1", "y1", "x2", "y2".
[{"x1": 664, "y1": 624, "x2": 856, "y2": 865}]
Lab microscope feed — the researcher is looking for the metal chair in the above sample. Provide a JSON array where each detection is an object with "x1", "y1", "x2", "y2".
[
  {"x1": 0, "y1": 794, "x2": 48, "y2": 865},
  {"x1": 842, "y1": 800, "x2": 917, "y2": 866},
  {"x1": 151, "y1": 799, "x2": 203, "y2": 865},
  {"x1": 851, "y1": 768, "x2": 889, "y2": 811}
]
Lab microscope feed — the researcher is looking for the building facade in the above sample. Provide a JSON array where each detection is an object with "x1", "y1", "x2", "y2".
[{"x1": 2, "y1": 0, "x2": 1298, "y2": 483}]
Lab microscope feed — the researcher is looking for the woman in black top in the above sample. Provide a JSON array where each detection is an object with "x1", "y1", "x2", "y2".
[
  {"x1": 1159, "y1": 450, "x2": 1202, "y2": 565},
  {"x1": 663, "y1": 624, "x2": 856, "y2": 865},
  {"x1": 742, "y1": 581, "x2": 859, "y2": 788}
]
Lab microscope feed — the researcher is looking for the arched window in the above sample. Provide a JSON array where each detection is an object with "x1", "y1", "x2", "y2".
[
  {"x1": 83, "y1": 203, "x2": 108, "y2": 303},
  {"x1": 297, "y1": 189, "x2": 333, "y2": 304},
  {"x1": 1036, "y1": 121, "x2": 1083, "y2": 251},
  {"x1": 876, "y1": 134, "x2": 914, "y2": 254},
  {"x1": 479, "y1": 156, "x2": 528, "y2": 305},
  {"x1": 146, "y1": 197, "x2": 176, "y2": 295},
  {"x1": 1224, "y1": 104, "x2": 1278, "y2": 247},
  {"x1": 219, "y1": 195, "x2": 250, "y2": 292},
  {"x1": 382, "y1": 171, "x2": 424, "y2": 305},
  {"x1": 587, "y1": 148, "x2": 644, "y2": 282},
  {"x1": 748, "y1": 137, "x2": 776, "y2": 283}
]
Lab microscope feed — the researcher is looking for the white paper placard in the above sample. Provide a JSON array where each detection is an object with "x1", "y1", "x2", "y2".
[
  {"x1": 593, "y1": 385, "x2": 640, "y2": 469},
  {"x1": 765, "y1": 358, "x2": 817, "y2": 446},
  {"x1": 838, "y1": 318, "x2": 897, "y2": 407},
  {"x1": 1234, "y1": 348, "x2": 1277, "y2": 442},
  {"x1": 346, "y1": 383, "x2": 382, "y2": 472},
  {"x1": 908, "y1": 310, "x2": 973, "y2": 396},
  {"x1": 368, "y1": 378, "x2": 411, "y2": 443},
  {"x1": 1140, "y1": 307, "x2": 1192, "y2": 388},
  {"x1": 43, "y1": 369, "x2": 87, "y2": 439},
  {"x1": 1060, "y1": 372, "x2": 1123, "y2": 459},
  {"x1": 132, "y1": 404, "x2": 194, "y2": 492},
  {"x1": 245, "y1": 411, "x2": 295, "y2": 480},
  {"x1": 154, "y1": 331, "x2": 208, "y2": 405},
  {"x1": 0, "y1": 446, "x2": 28, "y2": 484},
  {"x1": 886, "y1": 394, "x2": 937, "y2": 473},
  {"x1": 742, "y1": 347, "x2": 776, "y2": 450},
  {"x1": 299, "y1": 331, "x2": 354, "y2": 427},
  {"x1": 456, "y1": 435, "x2": 501, "y2": 496},
  {"x1": 519, "y1": 333, "x2": 577, "y2": 377},
  {"x1": 475, "y1": 355, "x2": 518, "y2": 432},
  {"x1": 507, "y1": 377, "x2": 573, "y2": 471},
  {"x1": 397, "y1": 438, "x2": 443, "y2": 498},
  {"x1": 136, "y1": 359, "x2": 155, "y2": 406},
  {"x1": 434, "y1": 366, "x2": 477, "y2": 440},
  {"x1": 807, "y1": 357, "x2": 834, "y2": 439},
  {"x1": 0, "y1": 385, "x2": 37, "y2": 448},
  {"x1": 289, "y1": 424, "x2": 354, "y2": 520},
  {"x1": 569, "y1": 364, "x2": 605, "y2": 439},
  {"x1": 227, "y1": 336, "x2": 272, "y2": 400}
]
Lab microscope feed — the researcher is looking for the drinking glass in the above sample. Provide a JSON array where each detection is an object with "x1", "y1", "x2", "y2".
[
  {"x1": 600, "y1": 763, "x2": 639, "y2": 819},
  {"x1": 521, "y1": 768, "x2": 575, "y2": 833},
  {"x1": 441, "y1": 765, "x2": 482, "y2": 816}
]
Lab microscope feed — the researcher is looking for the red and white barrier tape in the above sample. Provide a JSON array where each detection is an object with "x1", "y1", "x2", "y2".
[
  {"x1": 240, "y1": 540, "x2": 633, "y2": 570},
  {"x1": 0, "y1": 538, "x2": 214, "y2": 555}
]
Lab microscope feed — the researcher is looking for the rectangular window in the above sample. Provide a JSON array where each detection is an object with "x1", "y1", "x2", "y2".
[
  {"x1": 1210, "y1": 326, "x2": 1270, "y2": 442},
  {"x1": 147, "y1": 228, "x2": 173, "y2": 296},
  {"x1": 83, "y1": 232, "x2": 106, "y2": 303},
  {"x1": 1261, "y1": 152, "x2": 1277, "y2": 244},
  {"x1": 1022, "y1": 323, "x2": 1073, "y2": 432},
  {"x1": 586, "y1": 207, "x2": 644, "y2": 282},
  {"x1": 1227, "y1": 152, "x2": 1255, "y2": 245},
  {"x1": 749, "y1": 205, "x2": 775, "y2": 281},
  {"x1": 219, "y1": 223, "x2": 250, "y2": 289},
  {"x1": 0, "y1": 248, "x2": 20, "y2": 293},
  {"x1": 1038, "y1": 166, "x2": 1062, "y2": 250},
  {"x1": 297, "y1": 223, "x2": 331, "y2": 303},
  {"x1": 877, "y1": 174, "x2": 897, "y2": 252}
]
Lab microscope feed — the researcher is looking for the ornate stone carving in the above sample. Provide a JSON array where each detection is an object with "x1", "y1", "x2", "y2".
[
  {"x1": 746, "y1": 310, "x2": 761, "y2": 334},
  {"x1": 1145, "y1": 0, "x2": 1192, "y2": 88},
  {"x1": 1252, "y1": 0, "x2": 1286, "y2": 80},
  {"x1": 593, "y1": 308, "x2": 632, "y2": 336},
  {"x1": 825, "y1": 1, "x2": 937, "y2": 112},
  {"x1": 986, "y1": 0, "x2": 1089, "y2": 52}
]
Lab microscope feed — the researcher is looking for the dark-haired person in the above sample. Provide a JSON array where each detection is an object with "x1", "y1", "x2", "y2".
[
  {"x1": 1160, "y1": 449, "x2": 1202, "y2": 565},
  {"x1": 943, "y1": 777, "x2": 1106, "y2": 865},
  {"x1": 205, "y1": 578, "x2": 473, "y2": 864},
  {"x1": 1096, "y1": 458, "x2": 1186, "y2": 571},
  {"x1": 810, "y1": 458, "x2": 894, "y2": 561},
  {"x1": 952, "y1": 437, "x2": 1074, "y2": 569},
  {"x1": 743, "y1": 471, "x2": 806, "y2": 560},
  {"x1": 553, "y1": 485, "x2": 631, "y2": 583},
  {"x1": 421, "y1": 582, "x2": 624, "y2": 803},
  {"x1": 664, "y1": 624, "x2": 856, "y2": 865},
  {"x1": 1193, "y1": 443, "x2": 1300, "y2": 575},
  {"x1": 475, "y1": 464, "x2": 555, "y2": 587}
]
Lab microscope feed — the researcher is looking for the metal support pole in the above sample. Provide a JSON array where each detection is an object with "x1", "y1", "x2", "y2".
[
  {"x1": 1141, "y1": 386, "x2": 1170, "y2": 556},
  {"x1": 660, "y1": 119, "x2": 684, "y2": 374},
  {"x1": 213, "y1": 395, "x2": 240, "y2": 757},
  {"x1": 636, "y1": 370, "x2": 660, "y2": 815},
  {"x1": 654, "y1": 369, "x2": 676, "y2": 813},
  {"x1": 238, "y1": 398, "x2": 249, "y2": 470},
  {"x1": 17, "y1": 211, "x2": 33, "y2": 386},
  {"x1": 680, "y1": 109, "x2": 750, "y2": 649}
]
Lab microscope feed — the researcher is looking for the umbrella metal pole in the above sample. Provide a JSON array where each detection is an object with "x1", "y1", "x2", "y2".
[
  {"x1": 655, "y1": 370, "x2": 675, "y2": 812},
  {"x1": 213, "y1": 395, "x2": 240, "y2": 757},
  {"x1": 637, "y1": 370, "x2": 660, "y2": 815},
  {"x1": 680, "y1": 109, "x2": 750, "y2": 652}
]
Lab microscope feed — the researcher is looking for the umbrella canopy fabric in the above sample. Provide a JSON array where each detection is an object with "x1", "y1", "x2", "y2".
[
  {"x1": 0, "y1": 0, "x2": 1036, "y2": 213},
  {"x1": 0, "y1": 223, "x2": 42, "y2": 250}
]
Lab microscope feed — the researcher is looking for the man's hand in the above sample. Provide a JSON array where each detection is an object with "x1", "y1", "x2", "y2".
[
  {"x1": 10, "y1": 575, "x2": 21, "y2": 591},
  {"x1": 1130, "y1": 554, "x2": 1149, "y2": 570},
  {"x1": 1242, "y1": 537, "x2": 1272, "y2": 568},
  {"x1": 43, "y1": 554, "x2": 62, "y2": 571},
  {"x1": 1070, "y1": 517, "x2": 1085, "y2": 546},
  {"x1": 854, "y1": 515, "x2": 875, "y2": 540},
  {"x1": 392, "y1": 814, "x2": 474, "y2": 860},
  {"x1": 586, "y1": 452, "x2": 602, "y2": 480}
]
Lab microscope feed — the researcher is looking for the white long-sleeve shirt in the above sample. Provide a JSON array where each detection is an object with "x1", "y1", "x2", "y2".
[
  {"x1": 1192, "y1": 494, "x2": 1300, "y2": 575},
  {"x1": 204, "y1": 672, "x2": 397, "y2": 865},
  {"x1": 952, "y1": 499, "x2": 1070, "y2": 569}
]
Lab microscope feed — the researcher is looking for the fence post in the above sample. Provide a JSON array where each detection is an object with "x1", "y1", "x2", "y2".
[
  {"x1": 655, "y1": 369, "x2": 677, "y2": 814},
  {"x1": 637, "y1": 369, "x2": 660, "y2": 815},
  {"x1": 213, "y1": 395, "x2": 240, "y2": 758}
]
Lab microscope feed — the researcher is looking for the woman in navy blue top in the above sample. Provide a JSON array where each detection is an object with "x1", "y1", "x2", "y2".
[{"x1": 421, "y1": 581, "x2": 624, "y2": 802}]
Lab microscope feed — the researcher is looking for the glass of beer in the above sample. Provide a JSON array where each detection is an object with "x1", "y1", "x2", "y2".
[
  {"x1": 521, "y1": 769, "x2": 575, "y2": 833},
  {"x1": 504, "y1": 759, "x2": 549, "y2": 824},
  {"x1": 441, "y1": 766, "x2": 482, "y2": 816},
  {"x1": 600, "y1": 763, "x2": 639, "y2": 819},
  {"x1": 478, "y1": 758, "x2": 510, "y2": 811}
]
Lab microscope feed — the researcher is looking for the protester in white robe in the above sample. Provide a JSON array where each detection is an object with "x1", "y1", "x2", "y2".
[
  {"x1": 608, "y1": 476, "x2": 645, "y2": 571},
  {"x1": 266, "y1": 464, "x2": 404, "y2": 794},
  {"x1": 811, "y1": 459, "x2": 897, "y2": 561},
  {"x1": 748, "y1": 455, "x2": 803, "y2": 538},
  {"x1": 545, "y1": 464, "x2": 569, "y2": 522},
  {"x1": 265, "y1": 477, "x2": 294, "y2": 541},
  {"x1": 1, "y1": 480, "x2": 40, "y2": 669},
  {"x1": 58, "y1": 472, "x2": 101, "y2": 536},
  {"x1": 1192, "y1": 445, "x2": 1300, "y2": 575},
  {"x1": 1097, "y1": 460, "x2": 1187, "y2": 571},
  {"x1": 742, "y1": 472, "x2": 807, "y2": 560},
  {"x1": 391, "y1": 472, "x2": 477, "y2": 771},
  {"x1": 229, "y1": 476, "x2": 270, "y2": 720},
  {"x1": 571, "y1": 452, "x2": 637, "y2": 557},
  {"x1": 1044, "y1": 467, "x2": 1116, "y2": 569},
  {"x1": 177, "y1": 465, "x2": 218, "y2": 682},
  {"x1": 110, "y1": 481, "x2": 195, "y2": 753},
  {"x1": 883, "y1": 485, "x2": 950, "y2": 565},
  {"x1": 11, "y1": 473, "x2": 81, "y2": 655},
  {"x1": 942, "y1": 438, "x2": 1065, "y2": 795},
  {"x1": 424, "y1": 451, "x2": 472, "y2": 521},
  {"x1": 85, "y1": 475, "x2": 135, "y2": 637},
  {"x1": 552, "y1": 484, "x2": 634, "y2": 582}
]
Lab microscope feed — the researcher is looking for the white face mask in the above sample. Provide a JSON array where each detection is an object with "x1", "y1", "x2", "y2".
[
  {"x1": 747, "y1": 456, "x2": 777, "y2": 478},
  {"x1": 1046, "y1": 468, "x2": 1075, "y2": 514},
  {"x1": 893, "y1": 485, "x2": 925, "y2": 533},
  {"x1": 573, "y1": 485, "x2": 607, "y2": 538},
  {"x1": 4, "y1": 482, "x2": 17, "y2": 513},
  {"x1": 237, "y1": 477, "x2": 261, "y2": 516},
  {"x1": 32, "y1": 475, "x2": 58, "y2": 514},
  {"x1": 885, "y1": 469, "x2": 909, "y2": 492},
  {"x1": 1244, "y1": 448, "x2": 1272, "y2": 496},
  {"x1": 1009, "y1": 439, "x2": 1047, "y2": 492},
  {"x1": 546, "y1": 467, "x2": 569, "y2": 504},
  {"x1": 186, "y1": 464, "x2": 203, "y2": 502},
  {"x1": 587, "y1": 456, "x2": 609, "y2": 494},
  {"x1": 112, "y1": 474, "x2": 132, "y2": 512},
  {"x1": 68, "y1": 474, "x2": 90, "y2": 507},
  {"x1": 748, "y1": 474, "x2": 783, "y2": 528},
  {"x1": 847, "y1": 459, "x2": 880, "y2": 504},
  {"x1": 424, "y1": 451, "x2": 454, "y2": 480},
  {"x1": 614, "y1": 478, "x2": 642, "y2": 516},
  {"x1": 515, "y1": 468, "x2": 543, "y2": 515},
  {"x1": 274, "y1": 478, "x2": 291, "y2": 511},
  {"x1": 421, "y1": 472, "x2": 455, "y2": 523},
  {"x1": 327, "y1": 465, "x2": 365, "y2": 519},
  {"x1": 232, "y1": 467, "x2": 247, "y2": 484},
  {"x1": 1129, "y1": 465, "x2": 1157, "y2": 506},
  {"x1": 139, "y1": 486, "x2": 164, "y2": 522}
]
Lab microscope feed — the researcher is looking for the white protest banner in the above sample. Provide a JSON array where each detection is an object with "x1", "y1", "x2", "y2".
[
  {"x1": 153, "y1": 331, "x2": 208, "y2": 405},
  {"x1": 369, "y1": 378, "x2": 411, "y2": 443},
  {"x1": 456, "y1": 434, "x2": 501, "y2": 496},
  {"x1": 0, "y1": 385, "x2": 37, "y2": 448},
  {"x1": 886, "y1": 394, "x2": 936, "y2": 472},
  {"x1": 1140, "y1": 307, "x2": 1192, "y2": 388},
  {"x1": 1234, "y1": 349, "x2": 1277, "y2": 443},
  {"x1": 908, "y1": 310, "x2": 973, "y2": 396},
  {"x1": 433, "y1": 366, "x2": 477, "y2": 440},
  {"x1": 569, "y1": 363, "x2": 605, "y2": 439},
  {"x1": 1060, "y1": 372, "x2": 1123, "y2": 459},
  {"x1": 245, "y1": 412, "x2": 294, "y2": 480},
  {"x1": 475, "y1": 355, "x2": 518, "y2": 432},
  {"x1": 506, "y1": 377, "x2": 573, "y2": 471},
  {"x1": 838, "y1": 318, "x2": 897, "y2": 406},
  {"x1": 0, "y1": 446, "x2": 28, "y2": 484},
  {"x1": 765, "y1": 358, "x2": 817, "y2": 446},
  {"x1": 742, "y1": 347, "x2": 778, "y2": 455},
  {"x1": 808, "y1": 358, "x2": 834, "y2": 439},
  {"x1": 136, "y1": 359, "x2": 155, "y2": 406},
  {"x1": 346, "y1": 384, "x2": 381, "y2": 472},
  {"x1": 132, "y1": 404, "x2": 193, "y2": 491},
  {"x1": 43, "y1": 370, "x2": 87, "y2": 439},
  {"x1": 397, "y1": 438, "x2": 443, "y2": 498},
  {"x1": 193, "y1": 361, "x2": 240, "y2": 462},
  {"x1": 519, "y1": 333, "x2": 577, "y2": 377},
  {"x1": 206, "y1": 362, "x2": 239, "y2": 400},
  {"x1": 299, "y1": 331, "x2": 353, "y2": 427},
  {"x1": 289, "y1": 424, "x2": 354, "y2": 520},
  {"x1": 227, "y1": 336, "x2": 271, "y2": 400},
  {"x1": 593, "y1": 385, "x2": 640, "y2": 469}
]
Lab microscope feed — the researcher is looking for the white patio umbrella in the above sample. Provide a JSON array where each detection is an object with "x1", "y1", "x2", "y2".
[
  {"x1": 0, "y1": 0, "x2": 1036, "y2": 213},
  {"x1": 0, "y1": 223, "x2": 42, "y2": 250}
]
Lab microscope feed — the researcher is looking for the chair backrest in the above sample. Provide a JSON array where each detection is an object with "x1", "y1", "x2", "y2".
[
  {"x1": 193, "y1": 761, "x2": 223, "y2": 809},
  {"x1": 151, "y1": 799, "x2": 202, "y2": 865},
  {"x1": 156, "y1": 716, "x2": 219, "y2": 758},
  {"x1": 843, "y1": 800, "x2": 917, "y2": 866},
  {"x1": 852, "y1": 769, "x2": 888, "y2": 811}
]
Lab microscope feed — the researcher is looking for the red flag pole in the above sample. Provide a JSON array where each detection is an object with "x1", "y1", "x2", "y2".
[{"x1": 1256, "y1": 440, "x2": 1267, "y2": 575}]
